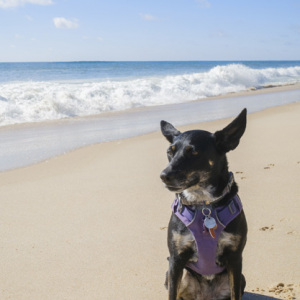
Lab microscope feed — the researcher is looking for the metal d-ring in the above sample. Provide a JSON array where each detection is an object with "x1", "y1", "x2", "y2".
[{"x1": 202, "y1": 207, "x2": 211, "y2": 217}]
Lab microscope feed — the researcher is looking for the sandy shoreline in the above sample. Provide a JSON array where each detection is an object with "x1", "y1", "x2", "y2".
[
  {"x1": 2, "y1": 82, "x2": 300, "y2": 132},
  {"x1": 1, "y1": 82, "x2": 300, "y2": 172},
  {"x1": 1, "y1": 100, "x2": 300, "y2": 298}
]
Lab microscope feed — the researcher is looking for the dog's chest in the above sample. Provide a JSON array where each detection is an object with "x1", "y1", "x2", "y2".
[{"x1": 171, "y1": 195, "x2": 243, "y2": 276}]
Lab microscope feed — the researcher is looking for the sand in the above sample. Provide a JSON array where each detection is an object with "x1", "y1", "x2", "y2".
[{"x1": 0, "y1": 98, "x2": 299, "y2": 299}]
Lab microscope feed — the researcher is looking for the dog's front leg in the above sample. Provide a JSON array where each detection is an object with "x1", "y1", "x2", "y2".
[
  {"x1": 227, "y1": 257, "x2": 243, "y2": 300},
  {"x1": 168, "y1": 256, "x2": 185, "y2": 300}
]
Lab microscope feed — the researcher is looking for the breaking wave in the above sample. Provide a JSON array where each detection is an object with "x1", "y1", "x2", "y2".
[{"x1": 1, "y1": 63, "x2": 300, "y2": 126}]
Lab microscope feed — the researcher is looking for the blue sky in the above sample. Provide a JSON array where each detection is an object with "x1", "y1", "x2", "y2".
[{"x1": 0, "y1": 0, "x2": 299, "y2": 62}]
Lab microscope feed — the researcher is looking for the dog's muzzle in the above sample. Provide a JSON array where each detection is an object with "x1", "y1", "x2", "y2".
[
  {"x1": 160, "y1": 169, "x2": 199, "y2": 192},
  {"x1": 160, "y1": 170, "x2": 183, "y2": 191}
]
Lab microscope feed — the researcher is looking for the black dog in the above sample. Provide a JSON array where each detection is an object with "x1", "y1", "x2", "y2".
[{"x1": 160, "y1": 109, "x2": 248, "y2": 300}]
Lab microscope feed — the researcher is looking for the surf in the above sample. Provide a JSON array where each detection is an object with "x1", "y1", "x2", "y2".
[{"x1": 0, "y1": 63, "x2": 300, "y2": 126}]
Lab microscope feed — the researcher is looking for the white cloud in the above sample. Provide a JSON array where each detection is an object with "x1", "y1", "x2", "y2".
[
  {"x1": 53, "y1": 17, "x2": 79, "y2": 29},
  {"x1": 0, "y1": 0, "x2": 53, "y2": 8},
  {"x1": 139, "y1": 13, "x2": 157, "y2": 21}
]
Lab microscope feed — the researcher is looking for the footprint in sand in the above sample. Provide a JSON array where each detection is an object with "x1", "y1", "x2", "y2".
[
  {"x1": 235, "y1": 171, "x2": 246, "y2": 180},
  {"x1": 264, "y1": 163, "x2": 275, "y2": 169},
  {"x1": 268, "y1": 283, "x2": 296, "y2": 298},
  {"x1": 259, "y1": 225, "x2": 274, "y2": 231},
  {"x1": 287, "y1": 230, "x2": 297, "y2": 235}
]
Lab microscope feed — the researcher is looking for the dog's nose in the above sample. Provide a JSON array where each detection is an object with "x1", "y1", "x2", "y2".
[
  {"x1": 160, "y1": 171, "x2": 170, "y2": 183},
  {"x1": 160, "y1": 170, "x2": 175, "y2": 184}
]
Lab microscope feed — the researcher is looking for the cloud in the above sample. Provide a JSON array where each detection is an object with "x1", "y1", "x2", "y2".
[
  {"x1": 53, "y1": 17, "x2": 79, "y2": 29},
  {"x1": 0, "y1": 0, "x2": 53, "y2": 8},
  {"x1": 139, "y1": 13, "x2": 157, "y2": 21}
]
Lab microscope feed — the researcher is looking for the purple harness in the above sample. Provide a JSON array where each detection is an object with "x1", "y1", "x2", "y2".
[{"x1": 172, "y1": 194, "x2": 243, "y2": 276}]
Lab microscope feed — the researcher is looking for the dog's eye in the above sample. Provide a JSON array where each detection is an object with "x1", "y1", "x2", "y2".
[
  {"x1": 167, "y1": 145, "x2": 176, "y2": 156},
  {"x1": 185, "y1": 146, "x2": 198, "y2": 156}
]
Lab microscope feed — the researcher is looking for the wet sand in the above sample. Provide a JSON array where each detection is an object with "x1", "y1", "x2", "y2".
[{"x1": 1, "y1": 83, "x2": 300, "y2": 172}]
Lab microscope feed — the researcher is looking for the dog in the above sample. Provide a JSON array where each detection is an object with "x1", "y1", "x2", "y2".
[{"x1": 160, "y1": 109, "x2": 248, "y2": 300}]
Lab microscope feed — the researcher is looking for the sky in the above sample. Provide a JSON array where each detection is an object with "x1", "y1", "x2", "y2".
[{"x1": 0, "y1": 0, "x2": 299, "y2": 62}]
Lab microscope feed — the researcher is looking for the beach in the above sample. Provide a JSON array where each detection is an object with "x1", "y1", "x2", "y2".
[
  {"x1": 1, "y1": 83, "x2": 300, "y2": 172},
  {"x1": 0, "y1": 89, "x2": 300, "y2": 299}
]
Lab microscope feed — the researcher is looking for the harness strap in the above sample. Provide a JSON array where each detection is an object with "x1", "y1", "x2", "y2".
[{"x1": 171, "y1": 194, "x2": 243, "y2": 275}]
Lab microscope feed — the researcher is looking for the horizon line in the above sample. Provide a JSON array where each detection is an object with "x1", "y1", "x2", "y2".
[{"x1": 1, "y1": 59, "x2": 300, "y2": 64}]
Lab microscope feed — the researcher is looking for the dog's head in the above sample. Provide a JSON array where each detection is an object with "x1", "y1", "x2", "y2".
[{"x1": 160, "y1": 109, "x2": 247, "y2": 200}]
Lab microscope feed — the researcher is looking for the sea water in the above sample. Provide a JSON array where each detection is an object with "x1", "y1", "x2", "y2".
[
  {"x1": 1, "y1": 61, "x2": 300, "y2": 126},
  {"x1": 0, "y1": 61, "x2": 300, "y2": 171}
]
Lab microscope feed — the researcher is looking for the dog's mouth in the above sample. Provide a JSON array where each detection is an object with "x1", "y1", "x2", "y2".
[
  {"x1": 164, "y1": 185, "x2": 184, "y2": 192},
  {"x1": 164, "y1": 174, "x2": 200, "y2": 192}
]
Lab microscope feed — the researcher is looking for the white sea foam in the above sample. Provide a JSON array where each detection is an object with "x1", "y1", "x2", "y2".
[{"x1": 0, "y1": 64, "x2": 300, "y2": 126}]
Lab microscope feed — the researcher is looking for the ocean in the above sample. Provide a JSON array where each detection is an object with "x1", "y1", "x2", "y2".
[
  {"x1": 1, "y1": 61, "x2": 300, "y2": 171},
  {"x1": 1, "y1": 61, "x2": 300, "y2": 127}
]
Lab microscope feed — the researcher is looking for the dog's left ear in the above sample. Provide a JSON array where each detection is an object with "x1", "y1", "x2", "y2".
[
  {"x1": 214, "y1": 108, "x2": 247, "y2": 153},
  {"x1": 160, "y1": 120, "x2": 181, "y2": 143}
]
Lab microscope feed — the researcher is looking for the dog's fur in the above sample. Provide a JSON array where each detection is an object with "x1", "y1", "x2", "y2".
[{"x1": 160, "y1": 109, "x2": 248, "y2": 300}]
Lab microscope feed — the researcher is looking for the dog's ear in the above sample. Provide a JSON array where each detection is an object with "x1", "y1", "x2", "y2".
[
  {"x1": 214, "y1": 108, "x2": 247, "y2": 153},
  {"x1": 160, "y1": 120, "x2": 181, "y2": 143}
]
